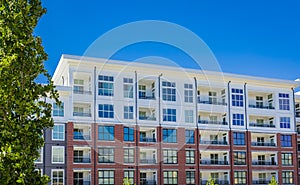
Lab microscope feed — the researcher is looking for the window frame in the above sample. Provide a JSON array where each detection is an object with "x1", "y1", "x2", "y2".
[
  {"x1": 162, "y1": 81, "x2": 176, "y2": 102},
  {"x1": 231, "y1": 88, "x2": 244, "y2": 107},
  {"x1": 98, "y1": 170, "x2": 114, "y2": 185},
  {"x1": 233, "y1": 132, "x2": 245, "y2": 145},
  {"x1": 185, "y1": 150, "x2": 195, "y2": 164},
  {"x1": 52, "y1": 124, "x2": 65, "y2": 141},
  {"x1": 163, "y1": 129, "x2": 177, "y2": 143},
  {"x1": 51, "y1": 169, "x2": 64, "y2": 185},
  {"x1": 279, "y1": 93, "x2": 290, "y2": 110},
  {"x1": 123, "y1": 148, "x2": 134, "y2": 163},
  {"x1": 184, "y1": 83, "x2": 193, "y2": 103},
  {"x1": 98, "y1": 125, "x2": 114, "y2": 141},
  {"x1": 163, "y1": 149, "x2": 178, "y2": 164},
  {"x1": 163, "y1": 108, "x2": 176, "y2": 122},
  {"x1": 53, "y1": 102, "x2": 64, "y2": 117},
  {"x1": 124, "y1": 106, "x2": 134, "y2": 120},
  {"x1": 124, "y1": 127, "x2": 134, "y2": 142},
  {"x1": 98, "y1": 75, "x2": 114, "y2": 96},
  {"x1": 98, "y1": 104, "x2": 114, "y2": 118},
  {"x1": 98, "y1": 148, "x2": 115, "y2": 163},
  {"x1": 51, "y1": 146, "x2": 65, "y2": 164},
  {"x1": 185, "y1": 130, "x2": 195, "y2": 144},
  {"x1": 163, "y1": 171, "x2": 178, "y2": 185},
  {"x1": 123, "y1": 78, "x2": 133, "y2": 98},
  {"x1": 232, "y1": 113, "x2": 244, "y2": 126}
]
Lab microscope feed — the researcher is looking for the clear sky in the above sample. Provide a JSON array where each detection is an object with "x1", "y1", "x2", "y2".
[{"x1": 36, "y1": 0, "x2": 300, "y2": 82}]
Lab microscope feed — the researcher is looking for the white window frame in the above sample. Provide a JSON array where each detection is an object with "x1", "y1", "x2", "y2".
[
  {"x1": 184, "y1": 83, "x2": 193, "y2": 103},
  {"x1": 35, "y1": 147, "x2": 43, "y2": 163},
  {"x1": 51, "y1": 169, "x2": 64, "y2": 185},
  {"x1": 52, "y1": 146, "x2": 65, "y2": 164},
  {"x1": 52, "y1": 124, "x2": 65, "y2": 141},
  {"x1": 162, "y1": 81, "x2": 176, "y2": 102},
  {"x1": 53, "y1": 102, "x2": 64, "y2": 117},
  {"x1": 185, "y1": 110, "x2": 194, "y2": 123},
  {"x1": 123, "y1": 78, "x2": 133, "y2": 98}
]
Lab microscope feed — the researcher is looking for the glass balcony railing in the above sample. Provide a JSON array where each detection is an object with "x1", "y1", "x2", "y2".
[
  {"x1": 252, "y1": 161, "x2": 277, "y2": 166},
  {"x1": 139, "y1": 116, "x2": 156, "y2": 121},
  {"x1": 200, "y1": 140, "x2": 228, "y2": 145},
  {"x1": 73, "y1": 157, "x2": 91, "y2": 163},
  {"x1": 73, "y1": 132, "x2": 91, "y2": 140},
  {"x1": 251, "y1": 142, "x2": 276, "y2": 147},
  {"x1": 140, "y1": 180, "x2": 156, "y2": 185},
  {"x1": 73, "y1": 112, "x2": 91, "y2": 117},
  {"x1": 249, "y1": 104, "x2": 275, "y2": 110},
  {"x1": 140, "y1": 137, "x2": 156, "y2": 142},
  {"x1": 200, "y1": 160, "x2": 229, "y2": 165},
  {"x1": 140, "y1": 158, "x2": 156, "y2": 164},
  {"x1": 249, "y1": 123, "x2": 275, "y2": 128}
]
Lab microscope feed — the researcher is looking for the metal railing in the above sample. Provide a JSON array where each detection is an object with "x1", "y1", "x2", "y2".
[
  {"x1": 73, "y1": 112, "x2": 91, "y2": 117},
  {"x1": 139, "y1": 116, "x2": 156, "y2": 121},
  {"x1": 200, "y1": 160, "x2": 229, "y2": 165},
  {"x1": 139, "y1": 96, "x2": 155, "y2": 100},
  {"x1": 140, "y1": 137, "x2": 156, "y2": 142},
  {"x1": 73, "y1": 157, "x2": 91, "y2": 163},
  {"x1": 73, "y1": 90, "x2": 92, "y2": 95},
  {"x1": 251, "y1": 142, "x2": 276, "y2": 147},
  {"x1": 198, "y1": 99, "x2": 227, "y2": 106},
  {"x1": 140, "y1": 158, "x2": 156, "y2": 164},
  {"x1": 73, "y1": 132, "x2": 91, "y2": 140},
  {"x1": 249, "y1": 104, "x2": 275, "y2": 110},
  {"x1": 140, "y1": 180, "x2": 156, "y2": 185},
  {"x1": 200, "y1": 140, "x2": 228, "y2": 145},
  {"x1": 198, "y1": 120, "x2": 228, "y2": 125},
  {"x1": 252, "y1": 161, "x2": 277, "y2": 165},
  {"x1": 249, "y1": 123, "x2": 275, "y2": 128}
]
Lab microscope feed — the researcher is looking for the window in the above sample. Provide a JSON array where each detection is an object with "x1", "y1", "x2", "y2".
[
  {"x1": 163, "y1": 129, "x2": 177, "y2": 143},
  {"x1": 184, "y1": 84, "x2": 193, "y2": 103},
  {"x1": 98, "y1": 75, "x2": 114, "y2": 96},
  {"x1": 282, "y1": 153, "x2": 293, "y2": 166},
  {"x1": 234, "y1": 151, "x2": 246, "y2": 165},
  {"x1": 74, "y1": 172, "x2": 83, "y2": 185},
  {"x1": 232, "y1": 88, "x2": 244, "y2": 107},
  {"x1": 53, "y1": 103, "x2": 64, "y2": 117},
  {"x1": 124, "y1": 148, "x2": 134, "y2": 163},
  {"x1": 124, "y1": 106, "x2": 134, "y2": 120},
  {"x1": 210, "y1": 154, "x2": 218, "y2": 164},
  {"x1": 124, "y1": 127, "x2": 134, "y2": 142},
  {"x1": 35, "y1": 148, "x2": 43, "y2": 163},
  {"x1": 185, "y1": 110, "x2": 194, "y2": 123},
  {"x1": 98, "y1": 148, "x2": 114, "y2": 163},
  {"x1": 186, "y1": 171, "x2": 195, "y2": 185},
  {"x1": 98, "y1": 170, "x2": 114, "y2": 185},
  {"x1": 185, "y1": 130, "x2": 195, "y2": 144},
  {"x1": 52, "y1": 146, "x2": 64, "y2": 163},
  {"x1": 281, "y1": 135, "x2": 292, "y2": 147},
  {"x1": 232, "y1": 114, "x2": 244, "y2": 126},
  {"x1": 209, "y1": 91, "x2": 217, "y2": 104},
  {"x1": 124, "y1": 171, "x2": 134, "y2": 185},
  {"x1": 98, "y1": 126, "x2": 114, "y2": 141},
  {"x1": 280, "y1": 117, "x2": 291, "y2": 129},
  {"x1": 163, "y1": 171, "x2": 178, "y2": 185},
  {"x1": 211, "y1": 173, "x2": 219, "y2": 181},
  {"x1": 52, "y1": 124, "x2": 65, "y2": 140},
  {"x1": 162, "y1": 81, "x2": 176, "y2": 101},
  {"x1": 233, "y1": 132, "x2": 245, "y2": 145},
  {"x1": 163, "y1": 108, "x2": 176, "y2": 122},
  {"x1": 98, "y1": 104, "x2": 114, "y2": 118},
  {"x1": 234, "y1": 171, "x2": 246, "y2": 184},
  {"x1": 123, "y1": 78, "x2": 133, "y2": 98},
  {"x1": 186, "y1": 150, "x2": 195, "y2": 164},
  {"x1": 258, "y1": 155, "x2": 265, "y2": 165},
  {"x1": 256, "y1": 96, "x2": 263, "y2": 107},
  {"x1": 51, "y1": 170, "x2": 64, "y2": 185},
  {"x1": 279, "y1": 93, "x2": 290, "y2": 110},
  {"x1": 74, "y1": 79, "x2": 84, "y2": 93},
  {"x1": 163, "y1": 149, "x2": 177, "y2": 164},
  {"x1": 282, "y1": 171, "x2": 293, "y2": 184}
]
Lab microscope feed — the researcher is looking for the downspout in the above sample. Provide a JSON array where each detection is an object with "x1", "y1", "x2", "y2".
[
  {"x1": 227, "y1": 81, "x2": 233, "y2": 185},
  {"x1": 292, "y1": 88, "x2": 299, "y2": 184},
  {"x1": 135, "y1": 71, "x2": 139, "y2": 185},
  {"x1": 93, "y1": 67, "x2": 97, "y2": 185},
  {"x1": 158, "y1": 74, "x2": 163, "y2": 185},
  {"x1": 244, "y1": 83, "x2": 251, "y2": 184},
  {"x1": 194, "y1": 77, "x2": 200, "y2": 185}
]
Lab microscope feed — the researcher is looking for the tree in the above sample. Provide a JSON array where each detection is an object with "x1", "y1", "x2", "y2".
[
  {"x1": 123, "y1": 177, "x2": 132, "y2": 185},
  {"x1": 206, "y1": 177, "x2": 218, "y2": 185},
  {"x1": 268, "y1": 176, "x2": 278, "y2": 185},
  {"x1": 0, "y1": 0, "x2": 58, "y2": 184}
]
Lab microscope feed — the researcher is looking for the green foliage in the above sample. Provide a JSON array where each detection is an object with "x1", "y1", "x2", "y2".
[
  {"x1": 123, "y1": 177, "x2": 132, "y2": 185},
  {"x1": 0, "y1": 0, "x2": 58, "y2": 184},
  {"x1": 206, "y1": 177, "x2": 218, "y2": 185},
  {"x1": 268, "y1": 176, "x2": 278, "y2": 185}
]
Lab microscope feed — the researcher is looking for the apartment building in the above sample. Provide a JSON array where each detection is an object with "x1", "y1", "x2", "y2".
[{"x1": 36, "y1": 54, "x2": 300, "y2": 185}]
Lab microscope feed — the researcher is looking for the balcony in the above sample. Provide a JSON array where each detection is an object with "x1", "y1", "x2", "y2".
[
  {"x1": 200, "y1": 140, "x2": 228, "y2": 145},
  {"x1": 198, "y1": 120, "x2": 228, "y2": 125},
  {"x1": 74, "y1": 147, "x2": 91, "y2": 164},
  {"x1": 74, "y1": 157, "x2": 91, "y2": 163},
  {"x1": 138, "y1": 79, "x2": 155, "y2": 100},
  {"x1": 74, "y1": 132, "x2": 91, "y2": 140},
  {"x1": 200, "y1": 160, "x2": 229, "y2": 165},
  {"x1": 73, "y1": 124, "x2": 91, "y2": 140},
  {"x1": 251, "y1": 142, "x2": 276, "y2": 147},
  {"x1": 140, "y1": 137, "x2": 156, "y2": 142},
  {"x1": 73, "y1": 89, "x2": 92, "y2": 95},
  {"x1": 139, "y1": 108, "x2": 156, "y2": 121},
  {"x1": 249, "y1": 123, "x2": 275, "y2": 128},
  {"x1": 140, "y1": 158, "x2": 156, "y2": 164},
  {"x1": 73, "y1": 103, "x2": 91, "y2": 117},
  {"x1": 249, "y1": 104, "x2": 275, "y2": 110},
  {"x1": 252, "y1": 180, "x2": 268, "y2": 185},
  {"x1": 198, "y1": 99, "x2": 227, "y2": 106},
  {"x1": 252, "y1": 161, "x2": 277, "y2": 166}
]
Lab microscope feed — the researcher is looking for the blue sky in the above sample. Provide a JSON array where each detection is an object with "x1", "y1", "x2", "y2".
[{"x1": 36, "y1": 0, "x2": 300, "y2": 81}]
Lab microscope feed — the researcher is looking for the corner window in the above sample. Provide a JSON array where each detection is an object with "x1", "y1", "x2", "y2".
[{"x1": 279, "y1": 93, "x2": 290, "y2": 110}]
